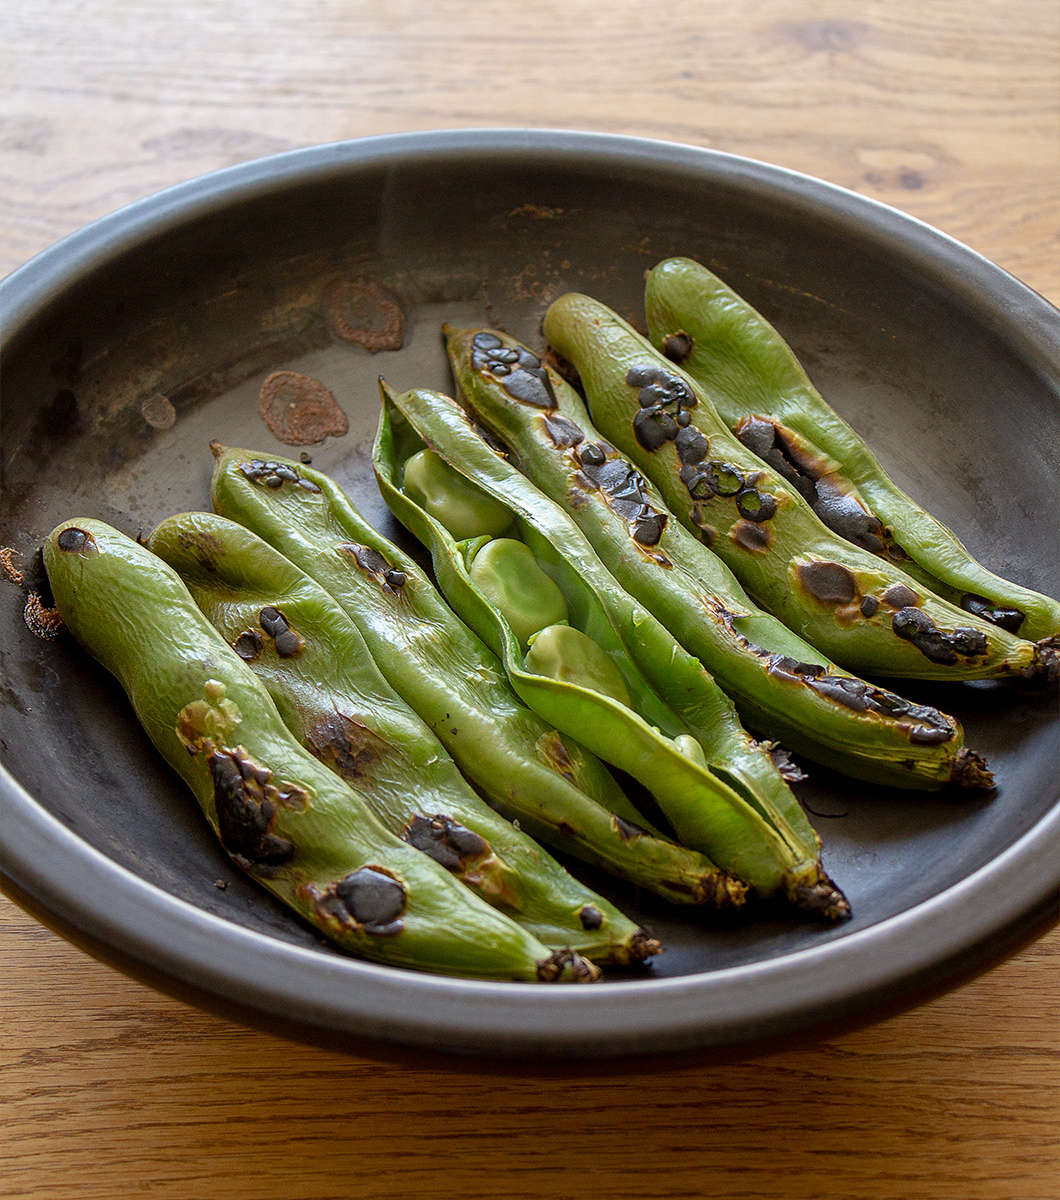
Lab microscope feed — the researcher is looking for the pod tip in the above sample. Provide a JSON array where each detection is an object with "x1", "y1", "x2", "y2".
[
  {"x1": 537, "y1": 948, "x2": 602, "y2": 984},
  {"x1": 628, "y1": 928, "x2": 663, "y2": 963},
  {"x1": 1029, "y1": 637, "x2": 1059, "y2": 685},
  {"x1": 952, "y1": 748, "x2": 996, "y2": 792},
  {"x1": 700, "y1": 871, "x2": 750, "y2": 910},
  {"x1": 209, "y1": 440, "x2": 227, "y2": 459},
  {"x1": 790, "y1": 870, "x2": 851, "y2": 922}
]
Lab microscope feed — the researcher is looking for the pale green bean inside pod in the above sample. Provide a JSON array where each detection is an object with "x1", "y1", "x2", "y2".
[
  {"x1": 467, "y1": 537, "x2": 569, "y2": 647},
  {"x1": 524, "y1": 624, "x2": 632, "y2": 709},
  {"x1": 403, "y1": 447, "x2": 512, "y2": 539}
]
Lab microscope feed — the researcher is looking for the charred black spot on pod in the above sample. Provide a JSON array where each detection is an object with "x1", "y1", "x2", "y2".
[
  {"x1": 961, "y1": 592, "x2": 1025, "y2": 633},
  {"x1": 731, "y1": 519, "x2": 774, "y2": 553},
  {"x1": 353, "y1": 545, "x2": 389, "y2": 574},
  {"x1": 662, "y1": 330, "x2": 693, "y2": 363},
  {"x1": 908, "y1": 724, "x2": 954, "y2": 745},
  {"x1": 502, "y1": 366, "x2": 556, "y2": 409},
  {"x1": 404, "y1": 813, "x2": 489, "y2": 871},
  {"x1": 335, "y1": 866, "x2": 406, "y2": 935},
  {"x1": 735, "y1": 488, "x2": 778, "y2": 523},
  {"x1": 579, "y1": 904, "x2": 604, "y2": 930},
  {"x1": 258, "y1": 606, "x2": 289, "y2": 637},
  {"x1": 689, "y1": 505, "x2": 718, "y2": 546},
  {"x1": 209, "y1": 748, "x2": 294, "y2": 867},
  {"x1": 807, "y1": 674, "x2": 872, "y2": 711},
  {"x1": 557, "y1": 821, "x2": 577, "y2": 838},
  {"x1": 233, "y1": 630, "x2": 263, "y2": 661},
  {"x1": 811, "y1": 478, "x2": 886, "y2": 550},
  {"x1": 768, "y1": 655, "x2": 826, "y2": 681},
  {"x1": 882, "y1": 583, "x2": 919, "y2": 609},
  {"x1": 860, "y1": 595, "x2": 880, "y2": 618},
  {"x1": 307, "y1": 711, "x2": 381, "y2": 778},
  {"x1": 240, "y1": 458, "x2": 322, "y2": 492},
  {"x1": 892, "y1": 606, "x2": 987, "y2": 664},
  {"x1": 633, "y1": 512, "x2": 666, "y2": 546},
  {"x1": 675, "y1": 426, "x2": 710, "y2": 465},
  {"x1": 576, "y1": 445, "x2": 669, "y2": 546},
  {"x1": 633, "y1": 407, "x2": 679, "y2": 451},
  {"x1": 704, "y1": 461, "x2": 744, "y2": 496},
  {"x1": 628, "y1": 363, "x2": 697, "y2": 451},
  {"x1": 56, "y1": 527, "x2": 93, "y2": 553},
  {"x1": 340, "y1": 543, "x2": 403, "y2": 592},
  {"x1": 798, "y1": 561, "x2": 857, "y2": 604},
  {"x1": 274, "y1": 628, "x2": 305, "y2": 658},
  {"x1": 734, "y1": 415, "x2": 777, "y2": 458},
  {"x1": 625, "y1": 363, "x2": 663, "y2": 388},
  {"x1": 768, "y1": 653, "x2": 956, "y2": 738},
  {"x1": 614, "y1": 815, "x2": 648, "y2": 841},
  {"x1": 543, "y1": 413, "x2": 585, "y2": 447}
]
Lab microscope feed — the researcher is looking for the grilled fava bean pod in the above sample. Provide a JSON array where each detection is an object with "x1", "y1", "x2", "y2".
[
  {"x1": 42, "y1": 519, "x2": 594, "y2": 982},
  {"x1": 543, "y1": 294, "x2": 1055, "y2": 683},
  {"x1": 210, "y1": 446, "x2": 726, "y2": 910},
  {"x1": 374, "y1": 383, "x2": 849, "y2": 920},
  {"x1": 445, "y1": 325, "x2": 989, "y2": 791},
  {"x1": 148, "y1": 511, "x2": 645, "y2": 964},
  {"x1": 644, "y1": 256, "x2": 1060, "y2": 643}
]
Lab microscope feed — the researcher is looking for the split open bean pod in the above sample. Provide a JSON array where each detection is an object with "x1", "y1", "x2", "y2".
[{"x1": 443, "y1": 323, "x2": 991, "y2": 792}]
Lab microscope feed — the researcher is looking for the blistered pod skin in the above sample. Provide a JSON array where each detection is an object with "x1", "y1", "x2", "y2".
[
  {"x1": 444, "y1": 324, "x2": 990, "y2": 791},
  {"x1": 374, "y1": 384, "x2": 849, "y2": 920},
  {"x1": 42, "y1": 519, "x2": 596, "y2": 982},
  {"x1": 209, "y1": 446, "x2": 731, "y2": 910},
  {"x1": 644, "y1": 256, "x2": 1060, "y2": 643},
  {"x1": 147, "y1": 511, "x2": 644, "y2": 965},
  {"x1": 541, "y1": 293, "x2": 1054, "y2": 683}
]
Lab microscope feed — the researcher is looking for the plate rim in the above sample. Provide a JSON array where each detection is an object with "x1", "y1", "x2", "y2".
[{"x1": 1, "y1": 128, "x2": 1058, "y2": 1055}]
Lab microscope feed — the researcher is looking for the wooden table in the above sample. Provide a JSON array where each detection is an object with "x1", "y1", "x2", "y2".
[{"x1": 2, "y1": 3, "x2": 1057, "y2": 1197}]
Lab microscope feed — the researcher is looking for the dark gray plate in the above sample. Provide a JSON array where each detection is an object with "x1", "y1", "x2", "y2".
[{"x1": 1, "y1": 131, "x2": 1057, "y2": 1057}]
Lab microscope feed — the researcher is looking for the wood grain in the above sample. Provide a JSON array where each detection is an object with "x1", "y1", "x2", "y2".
[{"x1": 1, "y1": 2, "x2": 1058, "y2": 1197}]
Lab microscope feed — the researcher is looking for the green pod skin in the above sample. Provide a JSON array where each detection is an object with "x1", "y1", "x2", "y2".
[
  {"x1": 543, "y1": 293, "x2": 1055, "y2": 684},
  {"x1": 147, "y1": 511, "x2": 645, "y2": 965},
  {"x1": 42, "y1": 519, "x2": 595, "y2": 983},
  {"x1": 445, "y1": 324, "x2": 992, "y2": 792},
  {"x1": 209, "y1": 446, "x2": 730, "y2": 910},
  {"x1": 374, "y1": 384, "x2": 849, "y2": 920},
  {"x1": 645, "y1": 256, "x2": 1060, "y2": 644}
]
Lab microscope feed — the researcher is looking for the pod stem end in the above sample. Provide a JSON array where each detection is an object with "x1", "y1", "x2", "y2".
[
  {"x1": 951, "y1": 748, "x2": 996, "y2": 792},
  {"x1": 789, "y1": 870, "x2": 851, "y2": 922},
  {"x1": 537, "y1": 948, "x2": 602, "y2": 983}
]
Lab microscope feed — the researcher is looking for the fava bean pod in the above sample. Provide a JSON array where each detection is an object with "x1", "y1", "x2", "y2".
[
  {"x1": 443, "y1": 324, "x2": 990, "y2": 792},
  {"x1": 148, "y1": 510, "x2": 650, "y2": 965},
  {"x1": 644, "y1": 256, "x2": 1060, "y2": 643},
  {"x1": 542, "y1": 293, "x2": 1056, "y2": 683},
  {"x1": 42, "y1": 519, "x2": 594, "y2": 982}
]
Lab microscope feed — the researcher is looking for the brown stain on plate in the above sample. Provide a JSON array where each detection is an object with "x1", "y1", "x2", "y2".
[
  {"x1": 258, "y1": 370, "x2": 349, "y2": 446},
  {"x1": 322, "y1": 279, "x2": 405, "y2": 352}
]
